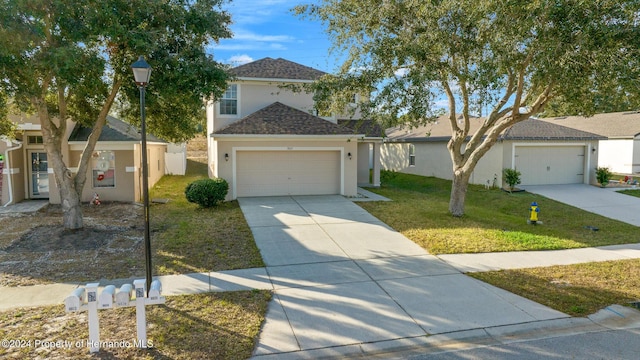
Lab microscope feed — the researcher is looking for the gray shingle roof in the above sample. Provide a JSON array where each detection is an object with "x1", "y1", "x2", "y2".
[
  {"x1": 230, "y1": 57, "x2": 326, "y2": 80},
  {"x1": 68, "y1": 116, "x2": 166, "y2": 143},
  {"x1": 338, "y1": 119, "x2": 385, "y2": 138},
  {"x1": 385, "y1": 116, "x2": 604, "y2": 142},
  {"x1": 538, "y1": 111, "x2": 640, "y2": 138},
  {"x1": 213, "y1": 102, "x2": 356, "y2": 136},
  {"x1": 501, "y1": 118, "x2": 605, "y2": 140}
]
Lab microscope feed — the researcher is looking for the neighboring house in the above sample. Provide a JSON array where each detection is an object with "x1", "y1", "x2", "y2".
[
  {"x1": 383, "y1": 116, "x2": 605, "y2": 187},
  {"x1": 538, "y1": 111, "x2": 640, "y2": 174},
  {"x1": 206, "y1": 57, "x2": 383, "y2": 199},
  {"x1": 1, "y1": 115, "x2": 167, "y2": 206}
]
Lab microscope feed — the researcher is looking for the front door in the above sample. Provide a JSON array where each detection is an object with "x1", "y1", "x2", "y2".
[{"x1": 29, "y1": 151, "x2": 49, "y2": 198}]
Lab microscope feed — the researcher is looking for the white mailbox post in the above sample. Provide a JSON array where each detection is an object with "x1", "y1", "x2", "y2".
[
  {"x1": 133, "y1": 279, "x2": 148, "y2": 348},
  {"x1": 86, "y1": 283, "x2": 100, "y2": 353},
  {"x1": 63, "y1": 279, "x2": 165, "y2": 353}
]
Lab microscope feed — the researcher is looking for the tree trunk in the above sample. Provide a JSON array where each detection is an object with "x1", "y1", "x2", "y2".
[
  {"x1": 449, "y1": 169, "x2": 471, "y2": 217},
  {"x1": 55, "y1": 162, "x2": 84, "y2": 230}
]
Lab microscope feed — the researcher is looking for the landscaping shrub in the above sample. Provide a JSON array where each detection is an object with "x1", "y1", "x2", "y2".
[
  {"x1": 595, "y1": 166, "x2": 613, "y2": 187},
  {"x1": 503, "y1": 168, "x2": 522, "y2": 192},
  {"x1": 185, "y1": 178, "x2": 228, "y2": 207}
]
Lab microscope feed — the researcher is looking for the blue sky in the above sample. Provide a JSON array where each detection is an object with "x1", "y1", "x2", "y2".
[{"x1": 208, "y1": 0, "x2": 340, "y2": 72}]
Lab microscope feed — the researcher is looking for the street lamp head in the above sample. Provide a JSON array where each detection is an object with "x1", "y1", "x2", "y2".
[{"x1": 131, "y1": 56, "x2": 152, "y2": 86}]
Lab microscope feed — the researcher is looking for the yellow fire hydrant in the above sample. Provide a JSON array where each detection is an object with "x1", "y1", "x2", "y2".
[{"x1": 529, "y1": 201, "x2": 540, "y2": 224}]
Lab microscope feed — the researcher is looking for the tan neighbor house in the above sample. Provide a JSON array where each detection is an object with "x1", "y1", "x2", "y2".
[
  {"x1": 0, "y1": 115, "x2": 167, "y2": 207},
  {"x1": 206, "y1": 57, "x2": 383, "y2": 200},
  {"x1": 382, "y1": 116, "x2": 605, "y2": 187}
]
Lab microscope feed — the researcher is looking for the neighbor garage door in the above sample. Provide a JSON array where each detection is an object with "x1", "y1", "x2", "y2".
[
  {"x1": 236, "y1": 151, "x2": 341, "y2": 197},
  {"x1": 514, "y1": 146, "x2": 585, "y2": 185}
]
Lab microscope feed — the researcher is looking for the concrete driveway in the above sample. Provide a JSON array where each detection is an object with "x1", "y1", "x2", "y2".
[
  {"x1": 239, "y1": 195, "x2": 568, "y2": 358},
  {"x1": 520, "y1": 184, "x2": 640, "y2": 226}
]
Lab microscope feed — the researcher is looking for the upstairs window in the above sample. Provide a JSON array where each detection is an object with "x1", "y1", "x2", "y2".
[
  {"x1": 409, "y1": 144, "x2": 416, "y2": 167},
  {"x1": 219, "y1": 84, "x2": 237, "y2": 115}
]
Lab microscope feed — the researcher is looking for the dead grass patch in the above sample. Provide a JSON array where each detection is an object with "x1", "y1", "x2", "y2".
[{"x1": 0, "y1": 290, "x2": 271, "y2": 359}]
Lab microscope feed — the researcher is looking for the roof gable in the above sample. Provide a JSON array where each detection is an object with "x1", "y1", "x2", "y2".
[
  {"x1": 230, "y1": 57, "x2": 326, "y2": 81},
  {"x1": 213, "y1": 102, "x2": 356, "y2": 136}
]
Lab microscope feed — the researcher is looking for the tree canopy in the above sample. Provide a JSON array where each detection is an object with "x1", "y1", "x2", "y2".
[
  {"x1": 0, "y1": 0, "x2": 232, "y2": 228},
  {"x1": 297, "y1": 0, "x2": 640, "y2": 216}
]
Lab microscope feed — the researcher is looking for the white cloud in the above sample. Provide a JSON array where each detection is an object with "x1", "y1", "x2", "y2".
[
  {"x1": 233, "y1": 30, "x2": 295, "y2": 43},
  {"x1": 227, "y1": 54, "x2": 254, "y2": 65}
]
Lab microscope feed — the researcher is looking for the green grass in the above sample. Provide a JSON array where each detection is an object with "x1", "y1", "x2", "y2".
[
  {"x1": 150, "y1": 160, "x2": 264, "y2": 274},
  {"x1": 359, "y1": 172, "x2": 640, "y2": 254},
  {"x1": 470, "y1": 259, "x2": 640, "y2": 316},
  {"x1": 617, "y1": 189, "x2": 640, "y2": 198}
]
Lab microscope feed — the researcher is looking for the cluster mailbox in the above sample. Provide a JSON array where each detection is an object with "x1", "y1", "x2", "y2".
[{"x1": 64, "y1": 280, "x2": 165, "y2": 353}]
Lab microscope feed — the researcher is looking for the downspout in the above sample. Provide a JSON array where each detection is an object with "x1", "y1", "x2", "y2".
[{"x1": 3, "y1": 139, "x2": 23, "y2": 207}]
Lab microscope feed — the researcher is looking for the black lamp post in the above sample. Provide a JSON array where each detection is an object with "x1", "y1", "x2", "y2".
[{"x1": 131, "y1": 56, "x2": 153, "y2": 296}]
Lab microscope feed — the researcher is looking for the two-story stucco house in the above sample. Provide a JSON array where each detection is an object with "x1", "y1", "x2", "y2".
[{"x1": 206, "y1": 57, "x2": 383, "y2": 199}]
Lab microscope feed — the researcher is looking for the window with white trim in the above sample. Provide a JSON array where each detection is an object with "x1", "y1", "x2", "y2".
[
  {"x1": 409, "y1": 144, "x2": 416, "y2": 167},
  {"x1": 92, "y1": 151, "x2": 115, "y2": 188},
  {"x1": 219, "y1": 84, "x2": 237, "y2": 115}
]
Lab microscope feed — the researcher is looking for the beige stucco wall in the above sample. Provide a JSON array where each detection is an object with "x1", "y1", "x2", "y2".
[
  {"x1": 383, "y1": 140, "x2": 600, "y2": 187},
  {"x1": 0, "y1": 139, "x2": 26, "y2": 206},
  {"x1": 381, "y1": 141, "x2": 504, "y2": 186},
  {"x1": 213, "y1": 137, "x2": 359, "y2": 200}
]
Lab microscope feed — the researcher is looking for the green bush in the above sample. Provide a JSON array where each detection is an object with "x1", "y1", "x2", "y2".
[
  {"x1": 185, "y1": 178, "x2": 229, "y2": 207},
  {"x1": 595, "y1": 167, "x2": 613, "y2": 187},
  {"x1": 503, "y1": 168, "x2": 522, "y2": 192},
  {"x1": 380, "y1": 169, "x2": 399, "y2": 185}
]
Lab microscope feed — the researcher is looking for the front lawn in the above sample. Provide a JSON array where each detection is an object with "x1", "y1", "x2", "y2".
[
  {"x1": 151, "y1": 159, "x2": 264, "y2": 275},
  {"x1": 359, "y1": 172, "x2": 640, "y2": 254},
  {"x1": 470, "y1": 259, "x2": 640, "y2": 316},
  {"x1": 617, "y1": 189, "x2": 640, "y2": 198}
]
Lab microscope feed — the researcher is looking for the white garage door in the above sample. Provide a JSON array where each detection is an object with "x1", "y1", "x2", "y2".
[
  {"x1": 236, "y1": 151, "x2": 341, "y2": 197},
  {"x1": 515, "y1": 146, "x2": 585, "y2": 185}
]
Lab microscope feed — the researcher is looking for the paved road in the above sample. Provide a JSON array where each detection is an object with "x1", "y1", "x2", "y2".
[{"x1": 409, "y1": 328, "x2": 640, "y2": 360}]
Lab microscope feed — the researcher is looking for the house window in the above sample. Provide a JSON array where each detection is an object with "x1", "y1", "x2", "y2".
[
  {"x1": 219, "y1": 84, "x2": 237, "y2": 115},
  {"x1": 28, "y1": 136, "x2": 43, "y2": 144},
  {"x1": 92, "y1": 151, "x2": 115, "y2": 188},
  {"x1": 409, "y1": 144, "x2": 416, "y2": 167}
]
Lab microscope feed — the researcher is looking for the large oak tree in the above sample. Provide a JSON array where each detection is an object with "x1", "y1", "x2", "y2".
[
  {"x1": 297, "y1": 0, "x2": 640, "y2": 216},
  {"x1": 0, "y1": 0, "x2": 231, "y2": 229}
]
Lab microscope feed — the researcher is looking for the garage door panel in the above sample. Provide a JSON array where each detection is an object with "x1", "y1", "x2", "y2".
[
  {"x1": 515, "y1": 146, "x2": 585, "y2": 185},
  {"x1": 236, "y1": 151, "x2": 341, "y2": 197}
]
